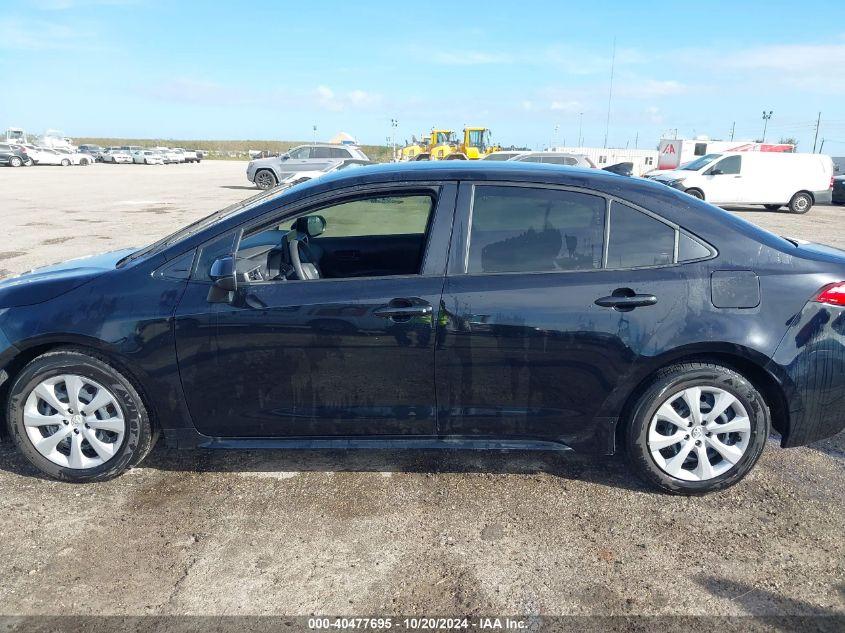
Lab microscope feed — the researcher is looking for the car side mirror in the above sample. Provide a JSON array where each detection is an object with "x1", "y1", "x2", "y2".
[
  {"x1": 709, "y1": 168, "x2": 723, "y2": 176},
  {"x1": 209, "y1": 256, "x2": 237, "y2": 291},
  {"x1": 280, "y1": 152, "x2": 290, "y2": 160}
]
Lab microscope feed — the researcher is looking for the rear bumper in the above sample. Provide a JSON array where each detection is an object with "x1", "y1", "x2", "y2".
[
  {"x1": 769, "y1": 302, "x2": 845, "y2": 447},
  {"x1": 814, "y1": 189, "x2": 833, "y2": 205}
]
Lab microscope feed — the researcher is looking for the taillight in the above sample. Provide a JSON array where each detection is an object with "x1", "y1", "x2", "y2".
[
  {"x1": 831, "y1": 177, "x2": 835, "y2": 190},
  {"x1": 814, "y1": 282, "x2": 845, "y2": 306}
]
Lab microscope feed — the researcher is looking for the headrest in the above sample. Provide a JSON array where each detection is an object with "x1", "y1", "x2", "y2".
[{"x1": 293, "y1": 215, "x2": 326, "y2": 237}]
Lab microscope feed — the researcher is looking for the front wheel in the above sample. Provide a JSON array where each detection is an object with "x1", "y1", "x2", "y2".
[
  {"x1": 788, "y1": 192, "x2": 812, "y2": 214},
  {"x1": 624, "y1": 362, "x2": 770, "y2": 495},
  {"x1": 6, "y1": 349, "x2": 157, "y2": 482},
  {"x1": 684, "y1": 188, "x2": 705, "y2": 200},
  {"x1": 254, "y1": 169, "x2": 277, "y2": 190}
]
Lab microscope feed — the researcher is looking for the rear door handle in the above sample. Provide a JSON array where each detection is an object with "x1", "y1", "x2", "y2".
[
  {"x1": 373, "y1": 300, "x2": 433, "y2": 321},
  {"x1": 595, "y1": 293, "x2": 658, "y2": 310}
]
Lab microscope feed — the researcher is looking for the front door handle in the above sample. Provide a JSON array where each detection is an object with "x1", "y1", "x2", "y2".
[{"x1": 595, "y1": 291, "x2": 658, "y2": 311}]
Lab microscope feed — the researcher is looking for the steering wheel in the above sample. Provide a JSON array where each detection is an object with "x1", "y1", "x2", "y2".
[{"x1": 287, "y1": 233, "x2": 321, "y2": 280}]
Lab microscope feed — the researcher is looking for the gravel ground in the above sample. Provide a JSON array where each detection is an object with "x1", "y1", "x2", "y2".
[{"x1": 0, "y1": 161, "x2": 843, "y2": 618}]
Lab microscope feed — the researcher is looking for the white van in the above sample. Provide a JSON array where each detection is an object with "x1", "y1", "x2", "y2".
[{"x1": 649, "y1": 152, "x2": 834, "y2": 214}]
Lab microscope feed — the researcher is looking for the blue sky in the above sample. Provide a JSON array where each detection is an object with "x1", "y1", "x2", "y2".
[{"x1": 2, "y1": 0, "x2": 845, "y2": 152}]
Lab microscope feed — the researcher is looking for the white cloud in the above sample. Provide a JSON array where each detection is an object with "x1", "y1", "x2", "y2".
[
  {"x1": 0, "y1": 17, "x2": 95, "y2": 50},
  {"x1": 314, "y1": 85, "x2": 381, "y2": 111},
  {"x1": 550, "y1": 100, "x2": 583, "y2": 113}
]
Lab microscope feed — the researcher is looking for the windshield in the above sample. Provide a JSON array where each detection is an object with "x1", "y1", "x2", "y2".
[
  {"x1": 435, "y1": 132, "x2": 453, "y2": 144},
  {"x1": 116, "y1": 185, "x2": 300, "y2": 267},
  {"x1": 680, "y1": 153, "x2": 722, "y2": 171},
  {"x1": 468, "y1": 129, "x2": 490, "y2": 150}
]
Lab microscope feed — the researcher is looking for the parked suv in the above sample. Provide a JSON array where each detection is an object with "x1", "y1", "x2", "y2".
[
  {"x1": 0, "y1": 143, "x2": 28, "y2": 167},
  {"x1": 510, "y1": 152, "x2": 596, "y2": 168},
  {"x1": 247, "y1": 144, "x2": 371, "y2": 189}
]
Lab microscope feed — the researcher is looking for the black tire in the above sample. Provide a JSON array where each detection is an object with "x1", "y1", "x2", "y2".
[
  {"x1": 9, "y1": 156, "x2": 22, "y2": 168},
  {"x1": 254, "y1": 169, "x2": 277, "y2": 190},
  {"x1": 6, "y1": 348, "x2": 157, "y2": 482},
  {"x1": 684, "y1": 188, "x2": 705, "y2": 200},
  {"x1": 788, "y1": 192, "x2": 812, "y2": 214},
  {"x1": 624, "y1": 362, "x2": 770, "y2": 495},
  {"x1": 764, "y1": 204, "x2": 782, "y2": 211},
  {"x1": 60, "y1": 159, "x2": 71, "y2": 167}
]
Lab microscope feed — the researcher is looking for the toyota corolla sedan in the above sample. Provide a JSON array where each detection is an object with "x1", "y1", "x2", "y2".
[{"x1": 2, "y1": 162, "x2": 844, "y2": 494}]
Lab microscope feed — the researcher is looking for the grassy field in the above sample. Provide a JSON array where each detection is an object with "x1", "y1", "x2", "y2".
[{"x1": 74, "y1": 137, "x2": 393, "y2": 162}]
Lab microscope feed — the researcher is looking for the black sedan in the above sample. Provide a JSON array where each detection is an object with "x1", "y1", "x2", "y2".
[{"x1": 2, "y1": 162, "x2": 845, "y2": 494}]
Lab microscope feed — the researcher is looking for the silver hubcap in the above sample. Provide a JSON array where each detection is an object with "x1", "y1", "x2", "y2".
[
  {"x1": 648, "y1": 385, "x2": 751, "y2": 482},
  {"x1": 796, "y1": 197, "x2": 808, "y2": 211},
  {"x1": 23, "y1": 374, "x2": 125, "y2": 469}
]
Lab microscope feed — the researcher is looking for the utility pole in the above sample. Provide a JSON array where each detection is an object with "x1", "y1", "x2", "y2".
[
  {"x1": 819, "y1": 138, "x2": 825, "y2": 154},
  {"x1": 634, "y1": 131, "x2": 638, "y2": 149},
  {"x1": 390, "y1": 118, "x2": 399, "y2": 161},
  {"x1": 603, "y1": 37, "x2": 616, "y2": 149},
  {"x1": 552, "y1": 124, "x2": 559, "y2": 150},
  {"x1": 730, "y1": 122, "x2": 735, "y2": 141},
  {"x1": 761, "y1": 110, "x2": 773, "y2": 142},
  {"x1": 312, "y1": 125, "x2": 317, "y2": 145},
  {"x1": 812, "y1": 112, "x2": 821, "y2": 153}
]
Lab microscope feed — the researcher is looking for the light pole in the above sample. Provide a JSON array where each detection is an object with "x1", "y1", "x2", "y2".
[
  {"x1": 761, "y1": 110, "x2": 773, "y2": 143},
  {"x1": 552, "y1": 124, "x2": 559, "y2": 150},
  {"x1": 312, "y1": 125, "x2": 317, "y2": 145},
  {"x1": 390, "y1": 118, "x2": 399, "y2": 162},
  {"x1": 578, "y1": 112, "x2": 583, "y2": 147}
]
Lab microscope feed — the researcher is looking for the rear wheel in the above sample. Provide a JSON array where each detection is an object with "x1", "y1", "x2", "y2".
[
  {"x1": 684, "y1": 188, "x2": 705, "y2": 200},
  {"x1": 6, "y1": 349, "x2": 157, "y2": 482},
  {"x1": 254, "y1": 169, "x2": 277, "y2": 190},
  {"x1": 788, "y1": 192, "x2": 812, "y2": 214},
  {"x1": 60, "y1": 159, "x2": 71, "y2": 167},
  {"x1": 624, "y1": 362, "x2": 770, "y2": 494},
  {"x1": 9, "y1": 156, "x2": 23, "y2": 167}
]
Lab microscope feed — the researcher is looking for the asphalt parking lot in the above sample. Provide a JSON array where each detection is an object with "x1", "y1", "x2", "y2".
[{"x1": 0, "y1": 161, "x2": 843, "y2": 618}]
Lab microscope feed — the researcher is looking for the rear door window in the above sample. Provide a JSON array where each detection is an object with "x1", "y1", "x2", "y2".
[
  {"x1": 311, "y1": 146, "x2": 333, "y2": 159},
  {"x1": 467, "y1": 185, "x2": 606, "y2": 273}
]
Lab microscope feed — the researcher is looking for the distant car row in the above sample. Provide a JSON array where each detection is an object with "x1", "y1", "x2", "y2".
[
  {"x1": 1, "y1": 142, "x2": 203, "y2": 167},
  {"x1": 0, "y1": 143, "x2": 95, "y2": 167},
  {"x1": 80, "y1": 145, "x2": 203, "y2": 164}
]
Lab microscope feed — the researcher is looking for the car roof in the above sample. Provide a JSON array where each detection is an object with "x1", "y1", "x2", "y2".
[{"x1": 301, "y1": 160, "x2": 603, "y2": 189}]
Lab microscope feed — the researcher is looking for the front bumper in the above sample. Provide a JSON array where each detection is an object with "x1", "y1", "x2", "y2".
[{"x1": 769, "y1": 301, "x2": 845, "y2": 447}]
